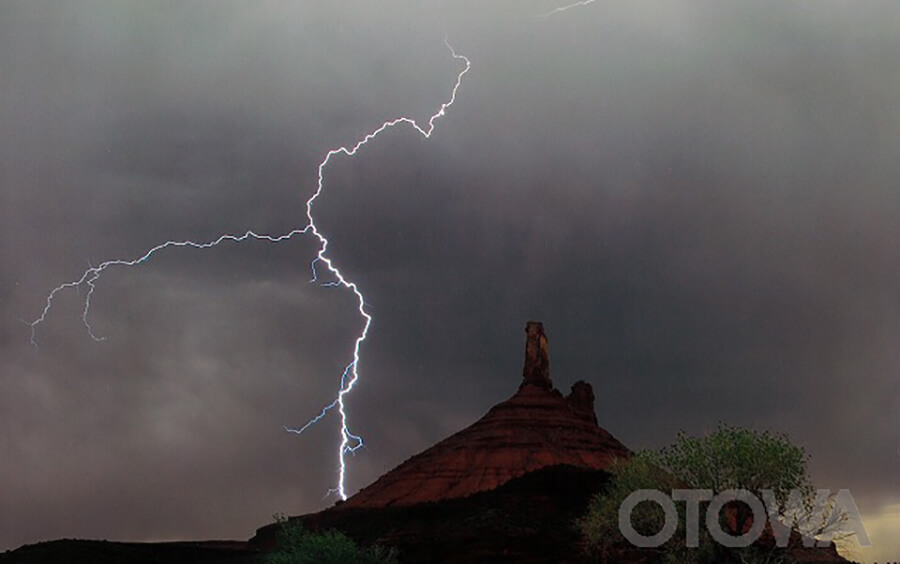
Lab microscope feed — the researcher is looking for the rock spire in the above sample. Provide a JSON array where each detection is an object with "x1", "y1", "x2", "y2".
[{"x1": 521, "y1": 321, "x2": 552, "y2": 390}]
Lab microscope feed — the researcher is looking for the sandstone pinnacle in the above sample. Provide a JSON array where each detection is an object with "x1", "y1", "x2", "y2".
[{"x1": 521, "y1": 321, "x2": 552, "y2": 390}]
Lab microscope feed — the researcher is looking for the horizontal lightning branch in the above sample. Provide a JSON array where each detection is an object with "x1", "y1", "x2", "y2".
[{"x1": 27, "y1": 229, "x2": 310, "y2": 346}]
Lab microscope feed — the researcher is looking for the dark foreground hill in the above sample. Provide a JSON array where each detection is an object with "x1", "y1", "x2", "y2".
[
  {"x1": 253, "y1": 464, "x2": 613, "y2": 564},
  {"x1": 0, "y1": 540, "x2": 258, "y2": 564},
  {"x1": 0, "y1": 465, "x2": 609, "y2": 564},
  {"x1": 0, "y1": 462, "x2": 848, "y2": 564}
]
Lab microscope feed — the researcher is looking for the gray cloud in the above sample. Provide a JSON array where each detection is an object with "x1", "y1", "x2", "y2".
[{"x1": 2, "y1": 0, "x2": 899, "y2": 551}]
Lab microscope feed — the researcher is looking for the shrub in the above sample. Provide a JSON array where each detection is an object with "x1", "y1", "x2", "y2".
[{"x1": 265, "y1": 514, "x2": 399, "y2": 564}]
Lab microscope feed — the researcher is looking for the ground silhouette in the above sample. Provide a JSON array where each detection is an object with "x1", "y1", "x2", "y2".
[{"x1": 0, "y1": 322, "x2": 850, "y2": 564}]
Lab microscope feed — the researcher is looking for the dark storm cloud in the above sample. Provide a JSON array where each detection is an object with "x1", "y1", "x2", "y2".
[{"x1": 2, "y1": 0, "x2": 899, "y2": 552}]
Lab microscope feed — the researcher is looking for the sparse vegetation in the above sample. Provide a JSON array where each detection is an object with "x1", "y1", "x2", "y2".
[{"x1": 265, "y1": 514, "x2": 399, "y2": 564}]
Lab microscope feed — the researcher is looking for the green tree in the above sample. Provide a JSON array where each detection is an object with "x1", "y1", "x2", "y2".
[
  {"x1": 265, "y1": 514, "x2": 399, "y2": 564},
  {"x1": 578, "y1": 423, "x2": 830, "y2": 564},
  {"x1": 657, "y1": 423, "x2": 812, "y2": 541}
]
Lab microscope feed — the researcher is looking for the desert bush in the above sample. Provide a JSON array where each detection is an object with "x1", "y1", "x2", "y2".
[{"x1": 265, "y1": 514, "x2": 399, "y2": 564}]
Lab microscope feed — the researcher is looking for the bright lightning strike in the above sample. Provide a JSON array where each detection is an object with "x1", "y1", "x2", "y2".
[
  {"x1": 285, "y1": 39, "x2": 470, "y2": 500},
  {"x1": 538, "y1": 0, "x2": 596, "y2": 17},
  {"x1": 27, "y1": 39, "x2": 470, "y2": 502}
]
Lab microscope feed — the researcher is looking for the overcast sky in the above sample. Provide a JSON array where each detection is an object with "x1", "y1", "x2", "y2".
[{"x1": 2, "y1": 0, "x2": 899, "y2": 559}]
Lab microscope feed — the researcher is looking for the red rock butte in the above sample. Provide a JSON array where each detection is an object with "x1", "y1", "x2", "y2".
[{"x1": 341, "y1": 321, "x2": 632, "y2": 509}]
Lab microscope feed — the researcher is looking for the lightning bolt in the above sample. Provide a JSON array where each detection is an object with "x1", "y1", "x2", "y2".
[
  {"x1": 27, "y1": 39, "x2": 470, "y2": 501},
  {"x1": 539, "y1": 0, "x2": 596, "y2": 17}
]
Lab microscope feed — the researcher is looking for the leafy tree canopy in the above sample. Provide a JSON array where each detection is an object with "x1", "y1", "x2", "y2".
[{"x1": 578, "y1": 423, "x2": 818, "y2": 564}]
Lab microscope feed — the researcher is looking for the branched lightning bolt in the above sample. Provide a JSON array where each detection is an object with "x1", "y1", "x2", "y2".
[
  {"x1": 27, "y1": 39, "x2": 470, "y2": 502},
  {"x1": 538, "y1": 0, "x2": 596, "y2": 17}
]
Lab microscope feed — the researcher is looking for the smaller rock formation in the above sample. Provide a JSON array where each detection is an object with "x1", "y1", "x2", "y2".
[{"x1": 566, "y1": 380, "x2": 598, "y2": 425}]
